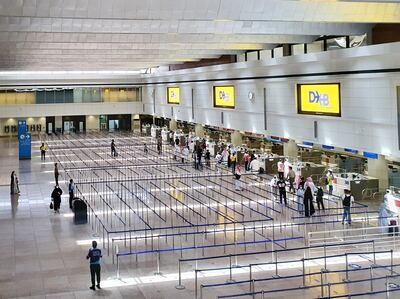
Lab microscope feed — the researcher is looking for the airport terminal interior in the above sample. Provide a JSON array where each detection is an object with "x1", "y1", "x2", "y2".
[{"x1": 2, "y1": 1, "x2": 400, "y2": 298}]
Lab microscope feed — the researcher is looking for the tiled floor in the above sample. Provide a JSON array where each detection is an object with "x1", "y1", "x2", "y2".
[{"x1": 0, "y1": 134, "x2": 398, "y2": 299}]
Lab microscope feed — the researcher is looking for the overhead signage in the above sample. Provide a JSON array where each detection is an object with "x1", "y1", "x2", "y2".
[
  {"x1": 213, "y1": 86, "x2": 235, "y2": 109},
  {"x1": 167, "y1": 87, "x2": 180, "y2": 104},
  {"x1": 297, "y1": 83, "x2": 341, "y2": 117}
]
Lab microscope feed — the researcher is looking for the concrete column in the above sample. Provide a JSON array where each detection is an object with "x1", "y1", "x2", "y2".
[
  {"x1": 169, "y1": 119, "x2": 178, "y2": 131},
  {"x1": 368, "y1": 155, "x2": 389, "y2": 190},
  {"x1": 55, "y1": 116, "x2": 62, "y2": 131},
  {"x1": 231, "y1": 131, "x2": 243, "y2": 147},
  {"x1": 195, "y1": 124, "x2": 204, "y2": 138},
  {"x1": 283, "y1": 140, "x2": 298, "y2": 159}
]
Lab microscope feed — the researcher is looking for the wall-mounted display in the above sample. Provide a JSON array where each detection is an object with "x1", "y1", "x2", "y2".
[
  {"x1": 213, "y1": 86, "x2": 235, "y2": 109},
  {"x1": 297, "y1": 83, "x2": 341, "y2": 117},
  {"x1": 167, "y1": 87, "x2": 180, "y2": 104}
]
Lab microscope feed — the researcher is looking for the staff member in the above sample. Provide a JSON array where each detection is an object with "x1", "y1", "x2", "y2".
[{"x1": 86, "y1": 240, "x2": 102, "y2": 290}]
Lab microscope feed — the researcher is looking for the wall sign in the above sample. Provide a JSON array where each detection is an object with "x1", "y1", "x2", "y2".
[
  {"x1": 297, "y1": 83, "x2": 341, "y2": 117},
  {"x1": 213, "y1": 86, "x2": 235, "y2": 109},
  {"x1": 167, "y1": 87, "x2": 180, "y2": 104}
]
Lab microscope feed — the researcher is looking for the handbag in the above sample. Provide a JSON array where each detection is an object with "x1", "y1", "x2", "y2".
[{"x1": 49, "y1": 201, "x2": 53, "y2": 209}]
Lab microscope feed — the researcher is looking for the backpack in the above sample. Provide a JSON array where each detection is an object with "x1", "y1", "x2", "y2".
[{"x1": 343, "y1": 195, "x2": 351, "y2": 207}]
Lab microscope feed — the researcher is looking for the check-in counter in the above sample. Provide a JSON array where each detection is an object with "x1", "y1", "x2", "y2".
[
  {"x1": 298, "y1": 150, "x2": 323, "y2": 163},
  {"x1": 293, "y1": 162, "x2": 326, "y2": 179},
  {"x1": 335, "y1": 172, "x2": 379, "y2": 200}
]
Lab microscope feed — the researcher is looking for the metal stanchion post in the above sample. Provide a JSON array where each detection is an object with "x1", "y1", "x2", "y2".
[
  {"x1": 302, "y1": 258, "x2": 306, "y2": 287},
  {"x1": 251, "y1": 280, "x2": 255, "y2": 299},
  {"x1": 227, "y1": 255, "x2": 235, "y2": 283},
  {"x1": 386, "y1": 275, "x2": 389, "y2": 299},
  {"x1": 370, "y1": 265, "x2": 374, "y2": 291},
  {"x1": 249, "y1": 264, "x2": 253, "y2": 292},
  {"x1": 273, "y1": 251, "x2": 279, "y2": 278},
  {"x1": 391, "y1": 249, "x2": 394, "y2": 276},
  {"x1": 373, "y1": 241, "x2": 376, "y2": 265},
  {"x1": 175, "y1": 261, "x2": 185, "y2": 290},
  {"x1": 343, "y1": 253, "x2": 349, "y2": 282},
  {"x1": 320, "y1": 271, "x2": 324, "y2": 298},
  {"x1": 195, "y1": 270, "x2": 198, "y2": 299}
]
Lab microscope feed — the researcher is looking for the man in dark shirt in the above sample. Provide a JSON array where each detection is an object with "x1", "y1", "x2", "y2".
[
  {"x1": 111, "y1": 139, "x2": 116, "y2": 157},
  {"x1": 277, "y1": 178, "x2": 287, "y2": 206},
  {"x1": 86, "y1": 240, "x2": 102, "y2": 290}
]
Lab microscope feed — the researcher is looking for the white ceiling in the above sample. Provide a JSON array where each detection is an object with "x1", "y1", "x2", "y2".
[{"x1": 0, "y1": 0, "x2": 398, "y2": 71}]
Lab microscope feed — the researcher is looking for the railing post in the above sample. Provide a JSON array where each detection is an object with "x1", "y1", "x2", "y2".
[
  {"x1": 370, "y1": 265, "x2": 374, "y2": 292},
  {"x1": 302, "y1": 258, "x2": 306, "y2": 287},
  {"x1": 227, "y1": 254, "x2": 235, "y2": 283},
  {"x1": 343, "y1": 253, "x2": 349, "y2": 282},
  {"x1": 273, "y1": 251, "x2": 279, "y2": 278},
  {"x1": 373, "y1": 241, "x2": 376, "y2": 265},
  {"x1": 320, "y1": 271, "x2": 324, "y2": 297},
  {"x1": 195, "y1": 269, "x2": 198, "y2": 299},
  {"x1": 175, "y1": 260, "x2": 185, "y2": 290},
  {"x1": 249, "y1": 264, "x2": 253, "y2": 292},
  {"x1": 391, "y1": 249, "x2": 394, "y2": 276},
  {"x1": 251, "y1": 279, "x2": 255, "y2": 299}
]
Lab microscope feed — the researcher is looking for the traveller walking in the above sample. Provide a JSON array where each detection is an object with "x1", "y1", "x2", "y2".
[
  {"x1": 86, "y1": 240, "x2": 102, "y2": 290},
  {"x1": 10, "y1": 171, "x2": 15, "y2": 195},
  {"x1": 196, "y1": 147, "x2": 203, "y2": 170},
  {"x1": 230, "y1": 152, "x2": 237, "y2": 173},
  {"x1": 342, "y1": 189, "x2": 354, "y2": 225},
  {"x1": 40, "y1": 143, "x2": 47, "y2": 161},
  {"x1": 327, "y1": 170, "x2": 334, "y2": 195},
  {"x1": 296, "y1": 185, "x2": 305, "y2": 215},
  {"x1": 14, "y1": 174, "x2": 20, "y2": 194},
  {"x1": 51, "y1": 185, "x2": 63, "y2": 213},
  {"x1": 277, "y1": 177, "x2": 287, "y2": 205},
  {"x1": 269, "y1": 175, "x2": 278, "y2": 200},
  {"x1": 111, "y1": 139, "x2": 116, "y2": 157},
  {"x1": 234, "y1": 165, "x2": 242, "y2": 191},
  {"x1": 54, "y1": 163, "x2": 59, "y2": 186},
  {"x1": 68, "y1": 179, "x2": 75, "y2": 209},
  {"x1": 205, "y1": 149, "x2": 211, "y2": 167},
  {"x1": 144, "y1": 143, "x2": 148, "y2": 154},
  {"x1": 304, "y1": 186, "x2": 315, "y2": 217},
  {"x1": 243, "y1": 150, "x2": 250, "y2": 171},
  {"x1": 277, "y1": 160, "x2": 284, "y2": 179},
  {"x1": 157, "y1": 138, "x2": 162, "y2": 155},
  {"x1": 316, "y1": 186, "x2": 325, "y2": 211},
  {"x1": 287, "y1": 166, "x2": 296, "y2": 192},
  {"x1": 227, "y1": 148, "x2": 231, "y2": 168}
]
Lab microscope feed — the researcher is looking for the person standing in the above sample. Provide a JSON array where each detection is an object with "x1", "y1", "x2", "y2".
[
  {"x1": 234, "y1": 165, "x2": 242, "y2": 191},
  {"x1": 144, "y1": 143, "x2": 148, "y2": 154},
  {"x1": 269, "y1": 175, "x2": 278, "y2": 200},
  {"x1": 14, "y1": 173, "x2": 20, "y2": 194},
  {"x1": 230, "y1": 152, "x2": 237, "y2": 174},
  {"x1": 277, "y1": 177, "x2": 287, "y2": 206},
  {"x1": 68, "y1": 179, "x2": 75, "y2": 209},
  {"x1": 111, "y1": 139, "x2": 116, "y2": 157},
  {"x1": 205, "y1": 149, "x2": 211, "y2": 167},
  {"x1": 40, "y1": 143, "x2": 47, "y2": 161},
  {"x1": 243, "y1": 150, "x2": 250, "y2": 171},
  {"x1": 51, "y1": 185, "x2": 63, "y2": 213},
  {"x1": 316, "y1": 186, "x2": 325, "y2": 211},
  {"x1": 342, "y1": 189, "x2": 354, "y2": 225},
  {"x1": 303, "y1": 186, "x2": 315, "y2": 217},
  {"x1": 86, "y1": 240, "x2": 102, "y2": 290},
  {"x1": 287, "y1": 166, "x2": 296, "y2": 192},
  {"x1": 54, "y1": 163, "x2": 59, "y2": 186},
  {"x1": 196, "y1": 146, "x2": 203, "y2": 170},
  {"x1": 327, "y1": 170, "x2": 334, "y2": 195},
  {"x1": 296, "y1": 185, "x2": 305, "y2": 215},
  {"x1": 10, "y1": 171, "x2": 15, "y2": 195},
  {"x1": 277, "y1": 160, "x2": 284, "y2": 179},
  {"x1": 157, "y1": 138, "x2": 162, "y2": 155}
]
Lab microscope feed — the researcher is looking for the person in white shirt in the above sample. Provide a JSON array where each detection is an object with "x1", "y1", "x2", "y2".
[
  {"x1": 277, "y1": 160, "x2": 284, "y2": 179},
  {"x1": 342, "y1": 189, "x2": 355, "y2": 225},
  {"x1": 269, "y1": 175, "x2": 278, "y2": 199},
  {"x1": 234, "y1": 165, "x2": 242, "y2": 191},
  {"x1": 249, "y1": 157, "x2": 260, "y2": 174}
]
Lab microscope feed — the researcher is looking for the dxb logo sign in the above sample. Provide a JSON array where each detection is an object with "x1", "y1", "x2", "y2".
[{"x1": 308, "y1": 91, "x2": 329, "y2": 107}]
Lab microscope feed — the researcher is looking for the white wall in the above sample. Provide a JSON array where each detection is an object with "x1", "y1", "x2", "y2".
[
  {"x1": 86, "y1": 115, "x2": 100, "y2": 131},
  {"x1": 142, "y1": 42, "x2": 400, "y2": 158}
]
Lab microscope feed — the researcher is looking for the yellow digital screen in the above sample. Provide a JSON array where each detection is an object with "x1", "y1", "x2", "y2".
[
  {"x1": 167, "y1": 87, "x2": 180, "y2": 104},
  {"x1": 297, "y1": 83, "x2": 341, "y2": 117},
  {"x1": 213, "y1": 86, "x2": 235, "y2": 109}
]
